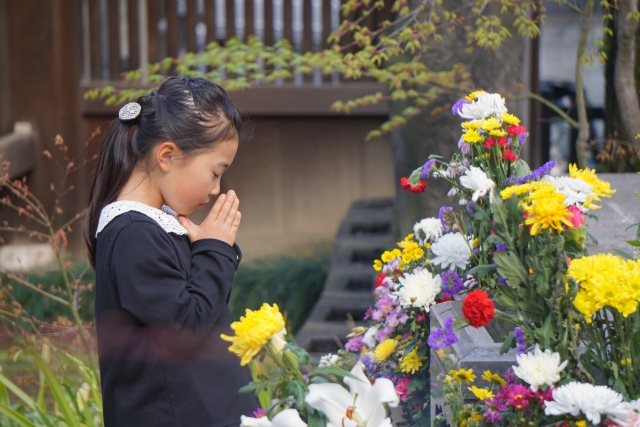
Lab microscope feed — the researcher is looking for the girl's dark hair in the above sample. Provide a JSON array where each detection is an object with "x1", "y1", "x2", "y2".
[{"x1": 84, "y1": 76, "x2": 242, "y2": 266}]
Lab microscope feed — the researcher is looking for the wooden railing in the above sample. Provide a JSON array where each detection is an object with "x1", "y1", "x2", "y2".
[{"x1": 81, "y1": 0, "x2": 353, "y2": 84}]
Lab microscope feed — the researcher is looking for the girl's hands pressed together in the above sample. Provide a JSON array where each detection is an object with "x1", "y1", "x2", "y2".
[{"x1": 177, "y1": 190, "x2": 241, "y2": 245}]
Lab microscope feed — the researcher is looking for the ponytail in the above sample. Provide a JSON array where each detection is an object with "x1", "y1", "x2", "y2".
[{"x1": 84, "y1": 77, "x2": 242, "y2": 266}]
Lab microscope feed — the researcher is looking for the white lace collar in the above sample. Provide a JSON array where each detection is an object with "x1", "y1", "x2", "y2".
[{"x1": 96, "y1": 200, "x2": 188, "y2": 237}]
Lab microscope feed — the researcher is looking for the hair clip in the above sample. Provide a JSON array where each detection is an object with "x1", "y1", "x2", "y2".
[{"x1": 119, "y1": 102, "x2": 142, "y2": 121}]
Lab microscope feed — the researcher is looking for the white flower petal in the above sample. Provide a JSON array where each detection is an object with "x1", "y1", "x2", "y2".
[
  {"x1": 241, "y1": 416, "x2": 273, "y2": 427},
  {"x1": 430, "y1": 233, "x2": 473, "y2": 271},
  {"x1": 272, "y1": 410, "x2": 308, "y2": 427}
]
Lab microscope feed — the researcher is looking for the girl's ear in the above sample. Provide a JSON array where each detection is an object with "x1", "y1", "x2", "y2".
[{"x1": 156, "y1": 142, "x2": 178, "y2": 172}]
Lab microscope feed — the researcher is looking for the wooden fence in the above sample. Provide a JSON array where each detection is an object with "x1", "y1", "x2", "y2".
[{"x1": 80, "y1": 0, "x2": 389, "y2": 85}]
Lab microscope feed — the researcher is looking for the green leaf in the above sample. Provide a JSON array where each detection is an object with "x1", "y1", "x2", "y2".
[
  {"x1": 0, "y1": 403, "x2": 36, "y2": 427},
  {"x1": 500, "y1": 331, "x2": 516, "y2": 354},
  {"x1": 466, "y1": 264, "x2": 498, "y2": 279},
  {"x1": 34, "y1": 406, "x2": 55, "y2": 427},
  {"x1": 307, "y1": 410, "x2": 327, "y2": 427},
  {"x1": 0, "y1": 372, "x2": 36, "y2": 410},
  {"x1": 490, "y1": 194, "x2": 509, "y2": 229},
  {"x1": 624, "y1": 240, "x2": 640, "y2": 247},
  {"x1": 513, "y1": 160, "x2": 532, "y2": 178},
  {"x1": 613, "y1": 249, "x2": 634, "y2": 260},
  {"x1": 308, "y1": 366, "x2": 364, "y2": 382},
  {"x1": 27, "y1": 349, "x2": 82, "y2": 427},
  {"x1": 533, "y1": 315, "x2": 553, "y2": 349},
  {"x1": 494, "y1": 251, "x2": 528, "y2": 287},
  {"x1": 625, "y1": 222, "x2": 640, "y2": 231}
]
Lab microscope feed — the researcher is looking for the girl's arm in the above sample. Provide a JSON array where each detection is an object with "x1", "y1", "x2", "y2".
[{"x1": 110, "y1": 220, "x2": 238, "y2": 330}]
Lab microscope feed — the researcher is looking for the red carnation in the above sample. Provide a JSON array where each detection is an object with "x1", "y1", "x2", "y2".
[
  {"x1": 436, "y1": 295, "x2": 453, "y2": 304},
  {"x1": 507, "y1": 125, "x2": 527, "y2": 136},
  {"x1": 375, "y1": 272, "x2": 386, "y2": 288},
  {"x1": 462, "y1": 290, "x2": 495, "y2": 328},
  {"x1": 497, "y1": 136, "x2": 509, "y2": 147},
  {"x1": 502, "y1": 149, "x2": 518, "y2": 162},
  {"x1": 400, "y1": 177, "x2": 426, "y2": 193},
  {"x1": 484, "y1": 137, "x2": 496, "y2": 149}
]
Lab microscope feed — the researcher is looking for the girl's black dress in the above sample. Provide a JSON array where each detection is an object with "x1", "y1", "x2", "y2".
[{"x1": 94, "y1": 201, "x2": 257, "y2": 427}]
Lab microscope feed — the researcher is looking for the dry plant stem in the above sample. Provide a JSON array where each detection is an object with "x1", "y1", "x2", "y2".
[
  {"x1": 2, "y1": 271, "x2": 70, "y2": 306},
  {"x1": 510, "y1": 93, "x2": 579, "y2": 128},
  {"x1": 614, "y1": 0, "x2": 640, "y2": 152},
  {"x1": 574, "y1": 0, "x2": 595, "y2": 169}
]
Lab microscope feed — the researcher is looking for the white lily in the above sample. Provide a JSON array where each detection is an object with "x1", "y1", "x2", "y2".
[
  {"x1": 305, "y1": 362, "x2": 399, "y2": 427},
  {"x1": 241, "y1": 409, "x2": 307, "y2": 427}
]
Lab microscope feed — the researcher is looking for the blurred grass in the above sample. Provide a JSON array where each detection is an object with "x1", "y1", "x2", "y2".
[
  {"x1": 229, "y1": 250, "x2": 330, "y2": 335},
  {"x1": 2, "y1": 250, "x2": 329, "y2": 335}
]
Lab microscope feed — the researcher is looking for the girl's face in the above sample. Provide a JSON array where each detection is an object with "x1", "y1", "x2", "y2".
[{"x1": 158, "y1": 137, "x2": 239, "y2": 215}]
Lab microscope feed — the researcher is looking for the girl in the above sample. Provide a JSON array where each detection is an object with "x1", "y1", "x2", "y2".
[{"x1": 84, "y1": 77, "x2": 258, "y2": 427}]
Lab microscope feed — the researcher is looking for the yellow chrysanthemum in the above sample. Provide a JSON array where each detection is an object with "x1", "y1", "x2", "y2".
[
  {"x1": 568, "y1": 254, "x2": 640, "y2": 321},
  {"x1": 472, "y1": 238, "x2": 479, "y2": 248},
  {"x1": 400, "y1": 348, "x2": 426, "y2": 374},
  {"x1": 465, "y1": 90, "x2": 486, "y2": 101},
  {"x1": 489, "y1": 129, "x2": 507, "y2": 137},
  {"x1": 576, "y1": 421, "x2": 587, "y2": 427},
  {"x1": 482, "y1": 370, "x2": 506, "y2": 386},
  {"x1": 397, "y1": 233, "x2": 415, "y2": 249},
  {"x1": 569, "y1": 163, "x2": 616, "y2": 201},
  {"x1": 500, "y1": 181, "x2": 555, "y2": 201},
  {"x1": 463, "y1": 129, "x2": 484, "y2": 144},
  {"x1": 373, "y1": 259, "x2": 382, "y2": 271},
  {"x1": 374, "y1": 338, "x2": 398, "y2": 362},
  {"x1": 481, "y1": 117, "x2": 502, "y2": 130},
  {"x1": 468, "y1": 386, "x2": 494, "y2": 401},
  {"x1": 461, "y1": 120, "x2": 482, "y2": 130},
  {"x1": 381, "y1": 249, "x2": 402, "y2": 263},
  {"x1": 221, "y1": 303, "x2": 286, "y2": 366},
  {"x1": 449, "y1": 368, "x2": 476, "y2": 383},
  {"x1": 502, "y1": 113, "x2": 521, "y2": 125},
  {"x1": 524, "y1": 192, "x2": 573, "y2": 235},
  {"x1": 402, "y1": 241, "x2": 425, "y2": 263}
]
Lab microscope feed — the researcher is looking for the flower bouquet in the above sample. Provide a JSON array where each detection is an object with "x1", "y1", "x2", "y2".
[
  {"x1": 225, "y1": 91, "x2": 640, "y2": 427},
  {"x1": 221, "y1": 303, "x2": 400, "y2": 427}
]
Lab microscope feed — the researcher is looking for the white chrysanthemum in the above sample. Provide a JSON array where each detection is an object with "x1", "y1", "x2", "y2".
[
  {"x1": 430, "y1": 232, "x2": 473, "y2": 271},
  {"x1": 512, "y1": 345, "x2": 567, "y2": 391},
  {"x1": 413, "y1": 218, "x2": 444, "y2": 245},
  {"x1": 393, "y1": 269, "x2": 442, "y2": 311},
  {"x1": 458, "y1": 93, "x2": 508, "y2": 120},
  {"x1": 543, "y1": 175, "x2": 595, "y2": 211},
  {"x1": 545, "y1": 382, "x2": 631, "y2": 426},
  {"x1": 319, "y1": 353, "x2": 340, "y2": 367},
  {"x1": 459, "y1": 166, "x2": 496, "y2": 203}
]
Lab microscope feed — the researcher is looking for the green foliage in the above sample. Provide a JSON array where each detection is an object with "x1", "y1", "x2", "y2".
[
  {"x1": 0, "y1": 346, "x2": 102, "y2": 427},
  {"x1": 229, "y1": 250, "x2": 330, "y2": 335},
  {"x1": 1, "y1": 262, "x2": 95, "y2": 322}
]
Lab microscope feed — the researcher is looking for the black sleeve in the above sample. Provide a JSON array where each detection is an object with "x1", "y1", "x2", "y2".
[{"x1": 110, "y1": 221, "x2": 238, "y2": 329}]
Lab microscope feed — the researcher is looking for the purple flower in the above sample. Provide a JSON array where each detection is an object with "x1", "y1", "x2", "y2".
[
  {"x1": 302, "y1": 374, "x2": 309, "y2": 383},
  {"x1": 345, "y1": 336, "x2": 364, "y2": 352},
  {"x1": 495, "y1": 244, "x2": 507, "y2": 251},
  {"x1": 505, "y1": 161, "x2": 557, "y2": 186},
  {"x1": 483, "y1": 408, "x2": 502, "y2": 423},
  {"x1": 504, "y1": 367, "x2": 517, "y2": 384},
  {"x1": 376, "y1": 296, "x2": 395, "y2": 314},
  {"x1": 466, "y1": 203, "x2": 474, "y2": 215},
  {"x1": 458, "y1": 136, "x2": 471, "y2": 155},
  {"x1": 439, "y1": 206, "x2": 453, "y2": 233},
  {"x1": 364, "y1": 307, "x2": 372, "y2": 321},
  {"x1": 253, "y1": 408, "x2": 268, "y2": 418},
  {"x1": 515, "y1": 327, "x2": 526, "y2": 354},
  {"x1": 518, "y1": 132, "x2": 528, "y2": 145},
  {"x1": 428, "y1": 317, "x2": 459, "y2": 350},
  {"x1": 497, "y1": 277, "x2": 508, "y2": 286},
  {"x1": 376, "y1": 326, "x2": 394, "y2": 341},
  {"x1": 452, "y1": 98, "x2": 470, "y2": 115},
  {"x1": 386, "y1": 311, "x2": 400, "y2": 328},
  {"x1": 485, "y1": 397, "x2": 508, "y2": 411},
  {"x1": 441, "y1": 271, "x2": 464, "y2": 297},
  {"x1": 422, "y1": 159, "x2": 435, "y2": 179}
]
